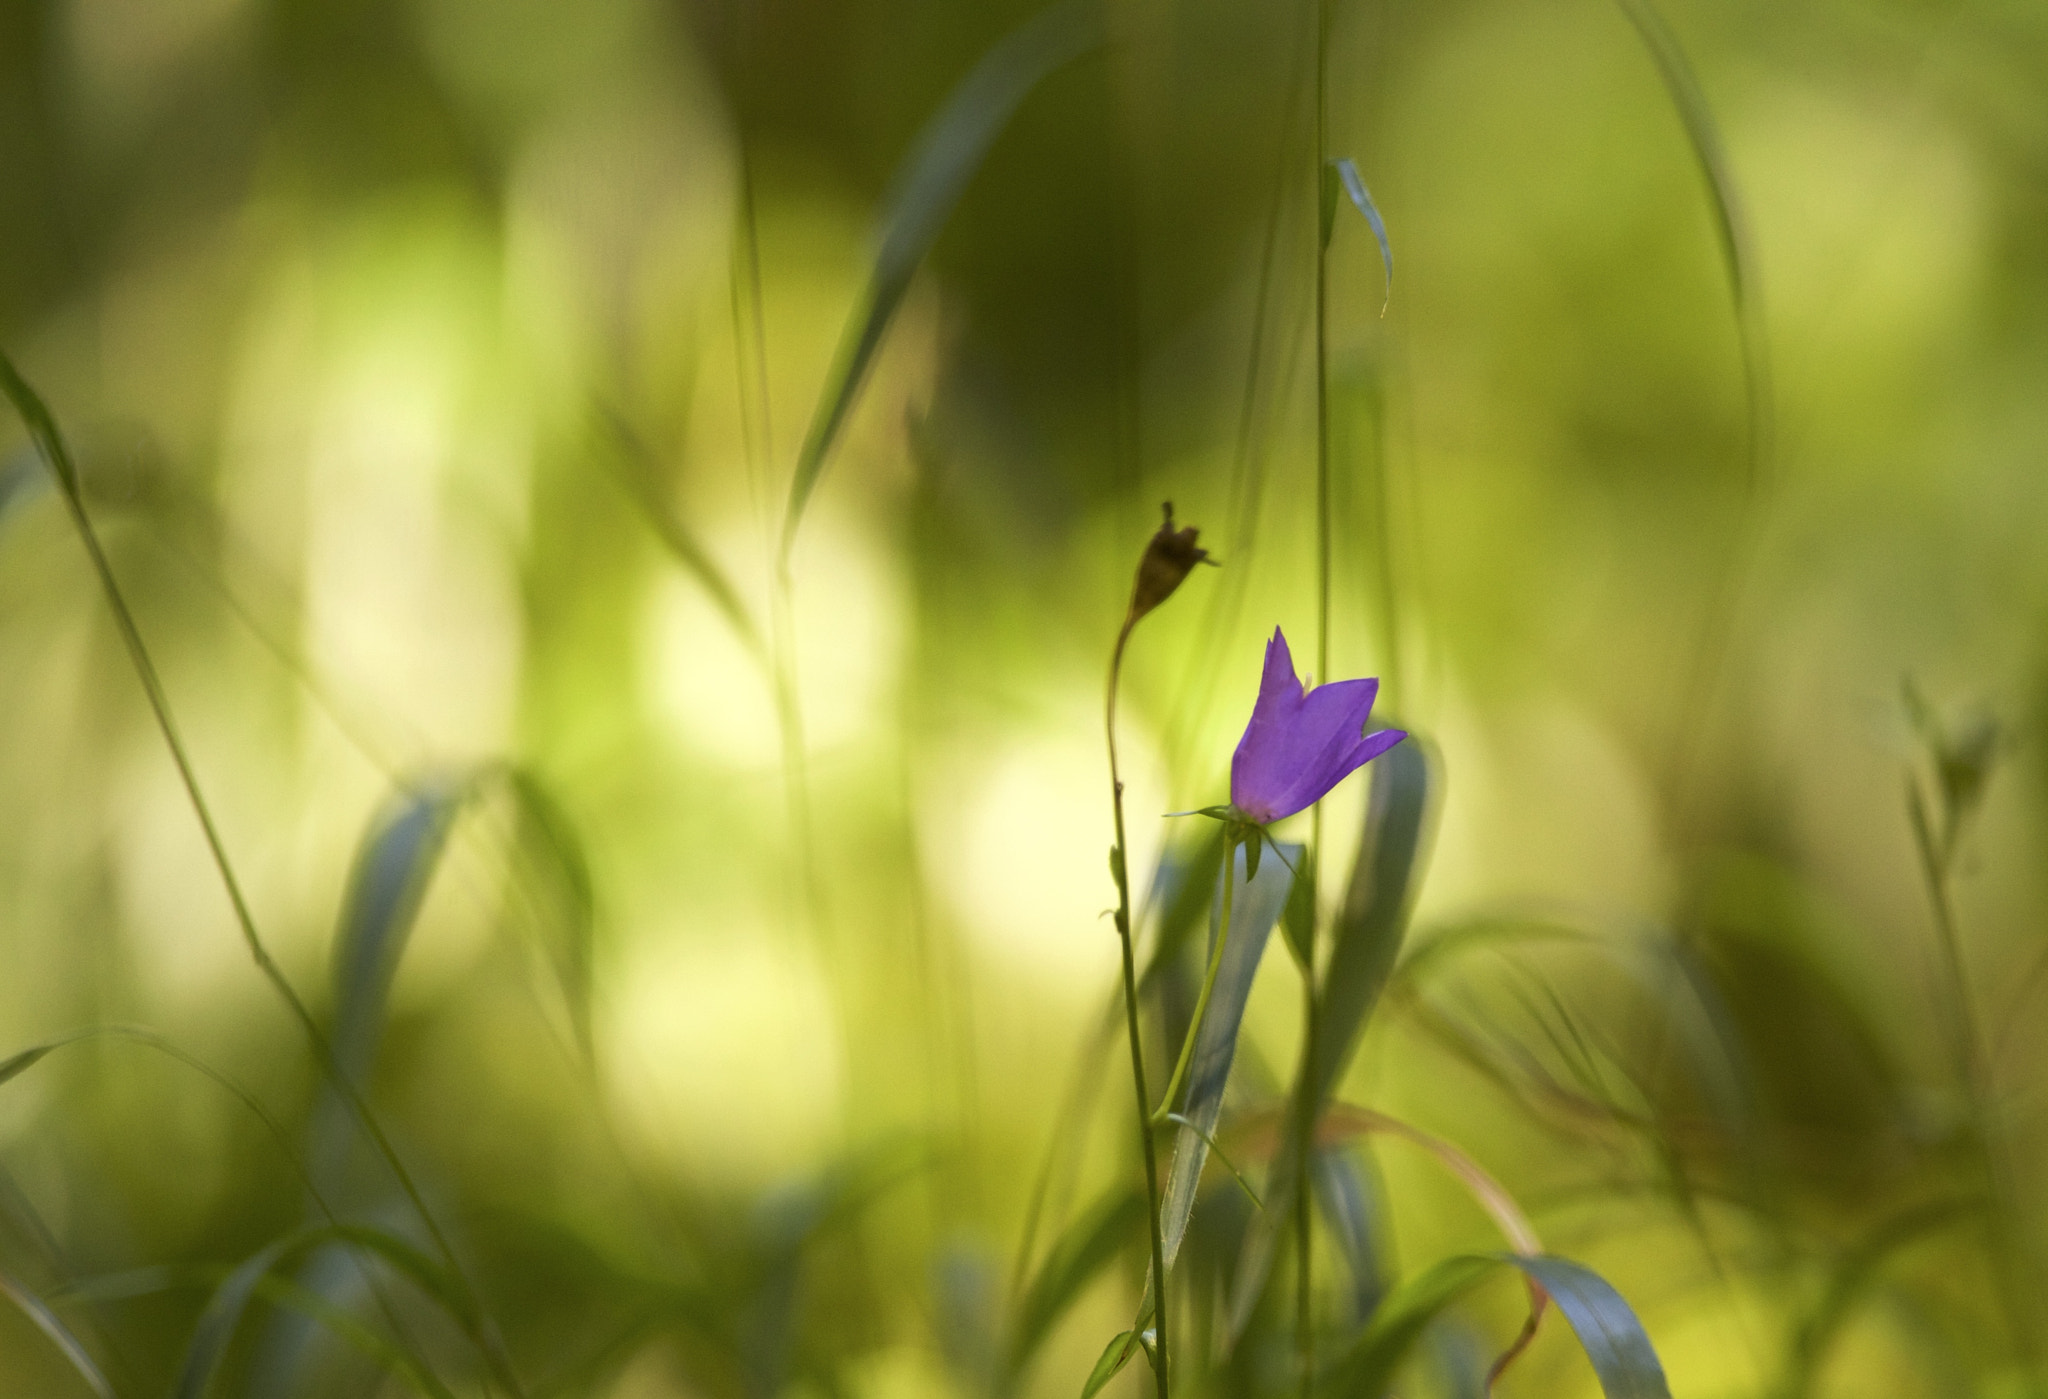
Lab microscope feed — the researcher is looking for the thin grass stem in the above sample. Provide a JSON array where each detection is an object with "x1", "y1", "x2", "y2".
[
  {"x1": 1107, "y1": 618, "x2": 1171, "y2": 1399},
  {"x1": 1302, "y1": 0, "x2": 1333, "y2": 1387},
  {"x1": 0, "y1": 357, "x2": 525, "y2": 1399},
  {"x1": 1906, "y1": 777, "x2": 2042, "y2": 1370}
]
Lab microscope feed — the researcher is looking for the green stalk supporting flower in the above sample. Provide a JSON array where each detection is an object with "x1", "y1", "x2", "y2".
[{"x1": 1105, "y1": 503, "x2": 1212, "y2": 1399}]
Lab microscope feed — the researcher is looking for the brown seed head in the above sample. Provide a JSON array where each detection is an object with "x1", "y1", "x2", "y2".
[{"x1": 1127, "y1": 501, "x2": 1211, "y2": 624}]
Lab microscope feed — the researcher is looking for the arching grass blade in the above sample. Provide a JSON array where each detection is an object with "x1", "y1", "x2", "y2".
[
  {"x1": 0, "y1": 1269, "x2": 115, "y2": 1399},
  {"x1": 1324, "y1": 1253, "x2": 1669, "y2": 1399},
  {"x1": 174, "y1": 1223, "x2": 485, "y2": 1399},
  {"x1": 1327, "y1": 158, "x2": 1393, "y2": 315},
  {"x1": 329, "y1": 780, "x2": 468, "y2": 1089},
  {"x1": 779, "y1": 0, "x2": 1104, "y2": 557}
]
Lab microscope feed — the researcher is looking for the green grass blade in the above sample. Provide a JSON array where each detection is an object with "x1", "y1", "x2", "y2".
[
  {"x1": 594, "y1": 403, "x2": 764, "y2": 662},
  {"x1": 1510, "y1": 1256, "x2": 1671, "y2": 1399},
  {"x1": 173, "y1": 1223, "x2": 487, "y2": 1399},
  {"x1": 778, "y1": 0, "x2": 1104, "y2": 557},
  {"x1": 0, "y1": 444, "x2": 46, "y2": 532},
  {"x1": 1005, "y1": 1189, "x2": 1144, "y2": 1386},
  {"x1": 174, "y1": 1235, "x2": 298, "y2": 1399},
  {"x1": 1079, "y1": 1328, "x2": 1141, "y2": 1399},
  {"x1": 0, "y1": 1269, "x2": 116, "y2": 1399},
  {"x1": 1316, "y1": 738, "x2": 1433, "y2": 1103},
  {"x1": 1323, "y1": 1253, "x2": 1668, "y2": 1399},
  {"x1": 1329, "y1": 158, "x2": 1393, "y2": 315},
  {"x1": 1322, "y1": 1253, "x2": 1496, "y2": 1397},
  {"x1": 502, "y1": 768, "x2": 598, "y2": 1058},
  {"x1": 329, "y1": 780, "x2": 468, "y2": 1086},
  {"x1": 248, "y1": 1273, "x2": 460, "y2": 1399},
  {"x1": 0, "y1": 1043, "x2": 58, "y2": 1087},
  {"x1": 1786, "y1": 1197, "x2": 1979, "y2": 1399},
  {"x1": 1312, "y1": 1146, "x2": 1389, "y2": 1330},
  {"x1": 1158, "y1": 841, "x2": 1298, "y2": 1273},
  {"x1": 1611, "y1": 0, "x2": 1768, "y2": 488},
  {"x1": 1227, "y1": 739, "x2": 1434, "y2": 1346},
  {"x1": 0, "y1": 354, "x2": 516, "y2": 1393}
]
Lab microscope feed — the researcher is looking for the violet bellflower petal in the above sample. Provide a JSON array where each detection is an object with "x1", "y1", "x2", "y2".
[{"x1": 1229, "y1": 627, "x2": 1406, "y2": 824}]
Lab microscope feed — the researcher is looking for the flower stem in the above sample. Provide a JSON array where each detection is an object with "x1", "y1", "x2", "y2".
[
  {"x1": 1107, "y1": 620, "x2": 1171, "y2": 1399},
  {"x1": 1152, "y1": 838, "x2": 1237, "y2": 1124}
]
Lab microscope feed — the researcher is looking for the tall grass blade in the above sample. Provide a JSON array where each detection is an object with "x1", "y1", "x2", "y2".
[
  {"x1": 595, "y1": 403, "x2": 763, "y2": 661},
  {"x1": 0, "y1": 1269, "x2": 115, "y2": 1399},
  {"x1": 1311, "y1": 1147, "x2": 1387, "y2": 1330},
  {"x1": 1227, "y1": 739, "x2": 1433, "y2": 1346},
  {"x1": 1611, "y1": 0, "x2": 1768, "y2": 489},
  {"x1": 1080, "y1": 1327, "x2": 1144, "y2": 1399},
  {"x1": 250, "y1": 1272, "x2": 461, "y2": 1399},
  {"x1": 174, "y1": 1223, "x2": 486, "y2": 1399},
  {"x1": 1159, "y1": 841, "x2": 1298, "y2": 1273},
  {"x1": 329, "y1": 780, "x2": 467, "y2": 1089},
  {"x1": 1005, "y1": 1188, "x2": 1144, "y2": 1389},
  {"x1": 742, "y1": 1141, "x2": 925, "y2": 1399},
  {"x1": 503, "y1": 768, "x2": 598, "y2": 1057},
  {"x1": 1784, "y1": 1197, "x2": 1978, "y2": 1399},
  {"x1": 778, "y1": 0, "x2": 1104, "y2": 557},
  {"x1": 0, "y1": 354, "x2": 518, "y2": 1392},
  {"x1": 1323, "y1": 1253, "x2": 1669, "y2": 1399},
  {"x1": 1509, "y1": 1256, "x2": 1670, "y2": 1399},
  {"x1": 1316, "y1": 739, "x2": 1432, "y2": 1102},
  {"x1": 1329, "y1": 158, "x2": 1393, "y2": 316},
  {"x1": 0, "y1": 1044, "x2": 57, "y2": 1087},
  {"x1": 0, "y1": 444, "x2": 45, "y2": 531}
]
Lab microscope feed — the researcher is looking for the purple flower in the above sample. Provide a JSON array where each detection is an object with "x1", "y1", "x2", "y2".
[{"x1": 1230, "y1": 627, "x2": 1405, "y2": 825}]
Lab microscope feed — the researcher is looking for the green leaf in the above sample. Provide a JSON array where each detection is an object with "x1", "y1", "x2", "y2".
[
  {"x1": 328, "y1": 779, "x2": 468, "y2": 1089},
  {"x1": 0, "y1": 1044, "x2": 56, "y2": 1088},
  {"x1": 1080, "y1": 1329, "x2": 1140, "y2": 1399},
  {"x1": 175, "y1": 1235, "x2": 298, "y2": 1399},
  {"x1": 1006, "y1": 1189, "x2": 1145, "y2": 1384},
  {"x1": 1611, "y1": 0, "x2": 1769, "y2": 495},
  {"x1": 502, "y1": 768, "x2": 599, "y2": 1058},
  {"x1": 248, "y1": 1272, "x2": 460, "y2": 1399},
  {"x1": 1325, "y1": 1253, "x2": 1496, "y2": 1396},
  {"x1": 1312, "y1": 1146, "x2": 1389, "y2": 1330},
  {"x1": 0, "y1": 444, "x2": 46, "y2": 534},
  {"x1": 1786, "y1": 1197, "x2": 1979, "y2": 1398},
  {"x1": 780, "y1": 0, "x2": 1104, "y2": 557},
  {"x1": 1317, "y1": 739, "x2": 1432, "y2": 1103},
  {"x1": 0, "y1": 1270, "x2": 115, "y2": 1399},
  {"x1": 594, "y1": 402, "x2": 763, "y2": 661},
  {"x1": 1228, "y1": 739, "x2": 1433, "y2": 1346},
  {"x1": 1511, "y1": 1256, "x2": 1671, "y2": 1399},
  {"x1": 1324, "y1": 1253, "x2": 1669, "y2": 1399},
  {"x1": 1329, "y1": 158, "x2": 1393, "y2": 315},
  {"x1": 0, "y1": 353, "x2": 81, "y2": 495},
  {"x1": 174, "y1": 1223, "x2": 486, "y2": 1399},
  {"x1": 1158, "y1": 842, "x2": 1299, "y2": 1274}
]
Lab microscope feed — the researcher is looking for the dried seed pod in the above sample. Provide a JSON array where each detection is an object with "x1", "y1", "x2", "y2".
[{"x1": 1127, "y1": 501, "x2": 1211, "y2": 624}]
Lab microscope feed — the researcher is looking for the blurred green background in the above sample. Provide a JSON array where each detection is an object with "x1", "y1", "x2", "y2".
[{"x1": 3, "y1": 0, "x2": 2048, "y2": 1394}]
